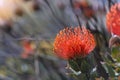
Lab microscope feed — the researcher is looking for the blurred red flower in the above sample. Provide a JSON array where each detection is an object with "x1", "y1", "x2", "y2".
[
  {"x1": 54, "y1": 27, "x2": 96, "y2": 60},
  {"x1": 106, "y1": 3, "x2": 120, "y2": 36},
  {"x1": 21, "y1": 40, "x2": 35, "y2": 58},
  {"x1": 73, "y1": 0, "x2": 88, "y2": 9},
  {"x1": 73, "y1": 0, "x2": 94, "y2": 18}
]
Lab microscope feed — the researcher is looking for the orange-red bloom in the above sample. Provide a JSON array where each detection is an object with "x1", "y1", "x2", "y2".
[
  {"x1": 21, "y1": 40, "x2": 35, "y2": 59},
  {"x1": 73, "y1": 0, "x2": 88, "y2": 9},
  {"x1": 106, "y1": 3, "x2": 120, "y2": 36},
  {"x1": 54, "y1": 27, "x2": 96, "y2": 60}
]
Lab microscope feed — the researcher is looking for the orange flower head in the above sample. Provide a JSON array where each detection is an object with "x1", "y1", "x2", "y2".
[
  {"x1": 106, "y1": 3, "x2": 120, "y2": 36},
  {"x1": 54, "y1": 27, "x2": 96, "y2": 60},
  {"x1": 21, "y1": 40, "x2": 35, "y2": 58},
  {"x1": 73, "y1": 0, "x2": 88, "y2": 9}
]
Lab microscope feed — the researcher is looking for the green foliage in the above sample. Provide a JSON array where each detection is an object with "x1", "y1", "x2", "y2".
[
  {"x1": 111, "y1": 46, "x2": 120, "y2": 62},
  {"x1": 68, "y1": 60, "x2": 80, "y2": 72}
]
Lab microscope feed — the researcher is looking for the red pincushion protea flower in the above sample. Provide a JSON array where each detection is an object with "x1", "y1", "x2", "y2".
[
  {"x1": 106, "y1": 3, "x2": 120, "y2": 36},
  {"x1": 54, "y1": 27, "x2": 96, "y2": 60}
]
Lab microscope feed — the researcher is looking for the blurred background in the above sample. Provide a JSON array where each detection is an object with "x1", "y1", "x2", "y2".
[{"x1": 0, "y1": 0, "x2": 118, "y2": 80}]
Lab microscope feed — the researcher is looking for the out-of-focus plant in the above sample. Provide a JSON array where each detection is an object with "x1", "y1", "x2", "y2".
[{"x1": 0, "y1": 0, "x2": 120, "y2": 80}]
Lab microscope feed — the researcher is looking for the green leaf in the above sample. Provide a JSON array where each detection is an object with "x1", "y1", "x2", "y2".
[
  {"x1": 101, "y1": 62, "x2": 115, "y2": 78},
  {"x1": 106, "y1": 64, "x2": 115, "y2": 77},
  {"x1": 68, "y1": 60, "x2": 80, "y2": 72},
  {"x1": 111, "y1": 46, "x2": 120, "y2": 62},
  {"x1": 80, "y1": 60, "x2": 91, "y2": 73}
]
